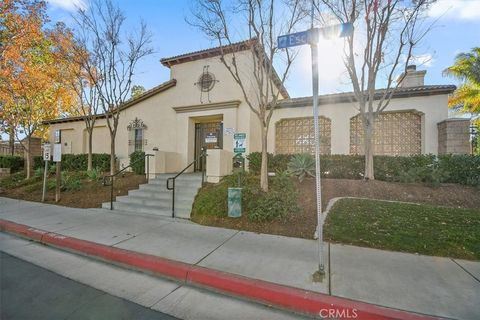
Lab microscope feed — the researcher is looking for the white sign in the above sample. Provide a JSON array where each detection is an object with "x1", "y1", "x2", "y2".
[
  {"x1": 224, "y1": 127, "x2": 235, "y2": 136},
  {"x1": 233, "y1": 133, "x2": 247, "y2": 153},
  {"x1": 205, "y1": 132, "x2": 218, "y2": 144},
  {"x1": 43, "y1": 144, "x2": 51, "y2": 161},
  {"x1": 53, "y1": 143, "x2": 62, "y2": 162}
]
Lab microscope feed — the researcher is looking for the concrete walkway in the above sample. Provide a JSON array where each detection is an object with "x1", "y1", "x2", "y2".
[{"x1": 1, "y1": 197, "x2": 479, "y2": 319}]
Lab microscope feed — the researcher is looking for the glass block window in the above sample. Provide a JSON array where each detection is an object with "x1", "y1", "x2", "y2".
[
  {"x1": 275, "y1": 117, "x2": 331, "y2": 154},
  {"x1": 350, "y1": 111, "x2": 422, "y2": 155}
]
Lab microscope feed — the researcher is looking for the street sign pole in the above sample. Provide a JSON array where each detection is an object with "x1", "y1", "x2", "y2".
[
  {"x1": 310, "y1": 1, "x2": 325, "y2": 279},
  {"x1": 277, "y1": 3, "x2": 353, "y2": 281},
  {"x1": 42, "y1": 144, "x2": 51, "y2": 202}
]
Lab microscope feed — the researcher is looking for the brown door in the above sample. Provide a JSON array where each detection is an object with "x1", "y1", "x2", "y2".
[{"x1": 194, "y1": 122, "x2": 223, "y2": 171}]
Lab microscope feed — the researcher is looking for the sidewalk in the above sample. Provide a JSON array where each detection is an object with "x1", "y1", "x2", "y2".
[{"x1": 1, "y1": 197, "x2": 479, "y2": 319}]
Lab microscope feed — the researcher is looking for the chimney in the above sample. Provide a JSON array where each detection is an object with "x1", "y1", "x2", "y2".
[{"x1": 397, "y1": 65, "x2": 426, "y2": 88}]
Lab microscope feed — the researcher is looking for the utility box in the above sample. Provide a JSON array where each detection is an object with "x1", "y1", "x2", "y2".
[{"x1": 228, "y1": 187, "x2": 242, "y2": 218}]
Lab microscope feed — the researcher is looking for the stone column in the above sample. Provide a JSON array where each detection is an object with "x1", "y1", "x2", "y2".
[{"x1": 437, "y1": 119, "x2": 471, "y2": 154}]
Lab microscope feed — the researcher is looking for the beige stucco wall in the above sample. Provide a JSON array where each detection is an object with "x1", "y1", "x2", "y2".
[
  {"x1": 268, "y1": 94, "x2": 449, "y2": 155},
  {"x1": 48, "y1": 50, "x2": 262, "y2": 170},
  {"x1": 47, "y1": 48, "x2": 451, "y2": 174}
]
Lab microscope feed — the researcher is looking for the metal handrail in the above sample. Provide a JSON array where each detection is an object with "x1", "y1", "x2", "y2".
[
  {"x1": 166, "y1": 147, "x2": 207, "y2": 218},
  {"x1": 103, "y1": 153, "x2": 154, "y2": 210}
]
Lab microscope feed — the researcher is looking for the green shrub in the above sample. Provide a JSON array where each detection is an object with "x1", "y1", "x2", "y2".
[
  {"x1": 86, "y1": 168, "x2": 100, "y2": 181},
  {"x1": 0, "y1": 156, "x2": 24, "y2": 172},
  {"x1": 246, "y1": 152, "x2": 273, "y2": 174},
  {"x1": 321, "y1": 155, "x2": 364, "y2": 179},
  {"x1": 287, "y1": 153, "x2": 315, "y2": 182},
  {"x1": 129, "y1": 151, "x2": 145, "y2": 175},
  {"x1": 61, "y1": 171, "x2": 82, "y2": 191},
  {"x1": 246, "y1": 173, "x2": 299, "y2": 222},
  {"x1": 438, "y1": 154, "x2": 480, "y2": 186},
  {"x1": 193, "y1": 173, "x2": 299, "y2": 222},
  {"x1": 33, "y1": 154, "x2": 110, "y2": 172}
]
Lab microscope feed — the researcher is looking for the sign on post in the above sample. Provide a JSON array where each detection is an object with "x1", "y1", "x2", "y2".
[
  {"x1": 53, "y1": 143, "x2": 62, "y2": 162},
  {"x1": 42, "y1": 144, "x2": 51, "y2": 202},
  {"x1": 277, "y1": 21, "x2": 354, "y2": 279},
  {"x1": 43, "y1": 144, "x2": 51, "y2": 161},
  {"x1": 233, "y1": 133, "x2": 247, "y2": 153},
  {"x1": 277, "y1": 30, "x2": 311, "y2": 49}
]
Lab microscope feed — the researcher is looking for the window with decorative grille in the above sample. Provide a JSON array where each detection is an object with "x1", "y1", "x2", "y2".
[
  {"x1": 350, "y1": 111, "x2": 422, "y2": 155},
  {"x1": 275, "y1": 117, "x2": 331, "y2": 155}
]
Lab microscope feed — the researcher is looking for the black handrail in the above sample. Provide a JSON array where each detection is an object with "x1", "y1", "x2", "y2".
[
  {"x1": 103, "y1": 153, "x2": 154, "y2": 210},
  {"x1": 166, "y1": 147, "x2": 207, "y2": 218}
]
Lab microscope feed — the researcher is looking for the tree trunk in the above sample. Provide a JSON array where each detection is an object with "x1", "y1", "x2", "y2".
[
  {"x1": 260, "y1": 126, "x2": 269, "y2": 192},
  {"x1": 363, "y1": 118, "x2": 375, "y2": 180},
  {"x1": 9, "y1": 127, "x2": 15, "y2": 156},
  {"x1": 87, "y1": 129, "x2": 93, "y2": 171},
  {"x1": 110, "y1": 137, "x2": 116, "y2": 175}
]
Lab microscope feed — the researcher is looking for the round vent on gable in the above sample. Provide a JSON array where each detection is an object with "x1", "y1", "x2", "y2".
[{"x1": 197, "y1": 72, "x2": 216, "y2": 92}]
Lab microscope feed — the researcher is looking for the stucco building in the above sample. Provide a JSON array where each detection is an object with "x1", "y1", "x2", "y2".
[{"x1": 45, "y1": 40, "x2": 469, "y2": 183}]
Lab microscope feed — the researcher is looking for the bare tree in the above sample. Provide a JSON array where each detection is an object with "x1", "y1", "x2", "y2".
[
  {"x1": 317, "y1": 0, "x2": 434, "y2": 179},
  {"x1": 70, "y1": 46, "x2": 101, "y2": 172},
  {"x1": 189, "y1": 0, "x2": 306, "y2": 191},
  {"x1": 74, "y1": 0, "x2": 153, "y2": 175}
]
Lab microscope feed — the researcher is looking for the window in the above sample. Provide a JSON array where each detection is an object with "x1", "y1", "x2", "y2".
[
  {"x1": 350, "y1": 111, "x2": 422, "y2": 155},
  {"x1": 127, "y1": 118, "x2": 147, "y2": 153},
  {"x1": 275, "y1": 117, "x2": 331, "y2": 155},
  {"x1": 134, "y1": 128, "x2": 143, "y2": 152}
]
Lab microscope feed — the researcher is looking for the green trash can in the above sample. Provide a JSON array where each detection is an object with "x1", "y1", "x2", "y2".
[{"x1": 228, "y1": 187, "x2": 242, "y2": 218}]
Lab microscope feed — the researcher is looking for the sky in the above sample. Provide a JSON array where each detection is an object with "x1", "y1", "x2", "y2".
[{"x1": 45, "y1": 0, "x2": 480, "y2": 98}]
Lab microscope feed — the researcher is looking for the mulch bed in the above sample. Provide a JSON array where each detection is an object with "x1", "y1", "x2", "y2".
[
  {"x1": 0, "y1": 173, "x2": 146, "y2": 208},
  {"x1": 192, "y1": 178, "x2": 480, "y2": 239}
]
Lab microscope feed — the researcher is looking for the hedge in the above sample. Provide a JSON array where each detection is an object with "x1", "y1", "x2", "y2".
[
  {"x1": 247, "y1": 152, "x2": 480, "y2": 186},
  {"x1": 0, "y1": 156, "x2": 24, "y2": 172},
  {"x1": 129, "y1": 151, "x2": 145, "y2": 175},
  {"x1": 33, "y1": 153, "x2": 110, "y2": 172}
]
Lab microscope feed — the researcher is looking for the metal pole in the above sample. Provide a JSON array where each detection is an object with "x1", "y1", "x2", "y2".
[
  {"x1": 310, "y1": 0, "x2": 325, "y2": 276},
  {"x1": 172, "y1": 180, "x2": 175, "y2": 218},
  {"x1": 110, "y1": 177, "x2": 113, "y2": 210},
  {"x1": 146, "y1": 155, "x2": 150, "y2": 183},
  {"x1": 55, "y1": 161, "x2": 61, "y2": 203},
  {"x1": 42, "y1": 160, "x2": 48, "y2": 202}
]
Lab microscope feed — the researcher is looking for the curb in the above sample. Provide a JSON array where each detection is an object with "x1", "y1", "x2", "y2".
[{"x1": 0, "y1": 218, "x2": 441, "y2": 320}]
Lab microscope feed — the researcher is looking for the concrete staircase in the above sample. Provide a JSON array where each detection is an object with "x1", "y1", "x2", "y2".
[{"x1": 102, "y1": 173, "x2": 203, "y2": 219}]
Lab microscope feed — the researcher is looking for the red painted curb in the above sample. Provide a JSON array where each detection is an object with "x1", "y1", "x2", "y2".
[{"x1": 0, "y1": 219, "x2": 441, "y2": 320}]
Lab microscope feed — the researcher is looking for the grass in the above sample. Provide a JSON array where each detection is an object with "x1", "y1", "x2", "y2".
[{"x1": 324, "y1": 198, "x2": 480, "y2": 260}]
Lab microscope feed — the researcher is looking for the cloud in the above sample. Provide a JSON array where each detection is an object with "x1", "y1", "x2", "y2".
[
  {"x1": 47, "y1": 0, "x2": 87, "y2": 12},
  {"x1": 428, "y1": 0, "x2": 480, "y2": 20}
]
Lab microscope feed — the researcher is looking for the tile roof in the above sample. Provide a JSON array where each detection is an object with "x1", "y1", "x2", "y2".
[
  {"x1": 277, "y1": 85, "x2": 457, "y2": 108},
  {"x1": 43, "y1": 79, "x2": 177, "y2": 125}
]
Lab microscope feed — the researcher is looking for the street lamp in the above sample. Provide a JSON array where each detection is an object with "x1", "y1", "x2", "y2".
[{"x1": 278, "y1": 6, "x2": 353, "y2": 281}]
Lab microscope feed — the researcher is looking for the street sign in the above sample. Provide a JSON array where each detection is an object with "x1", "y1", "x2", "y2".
[
  {"x1": 277, "y1": 23, "x2": 353, "y2": 49},
  {"x1": 278, "y1": 30, "x2": 311, "y2": 49},
  {"x1": 43, "y1": 144, "x2": 51, "y2": 161},
  {"x1": 233, "y1": 133, "x2": 247, "y2": 153},
  {"x1": 53, "y1": 143, "x2": 62, "y2": 162}
]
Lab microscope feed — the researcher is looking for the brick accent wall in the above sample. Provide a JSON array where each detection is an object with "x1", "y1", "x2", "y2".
[{"x1": 437, "y1": 119, "x2": 471, "y2": 154}]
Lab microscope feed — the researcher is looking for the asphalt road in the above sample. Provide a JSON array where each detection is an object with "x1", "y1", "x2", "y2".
[{"x1": 0, "y1": 252, "x2": 179, "y2": 320}]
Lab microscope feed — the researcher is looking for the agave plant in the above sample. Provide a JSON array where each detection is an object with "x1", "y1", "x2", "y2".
[{"x1": 287, "y1": 153, "x2": 316, "y2": 182}]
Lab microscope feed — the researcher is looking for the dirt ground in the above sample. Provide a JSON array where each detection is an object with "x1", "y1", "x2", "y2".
[
  {"x1": 0, "y1": 173, "x2": 146, "y2": 208},
  {"x1": 192, "y1": 178, "x2": 480, "y2": 239}
]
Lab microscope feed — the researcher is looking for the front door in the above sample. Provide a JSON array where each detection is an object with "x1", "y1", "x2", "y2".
[{"x1": 194, "y1": 122, "x2": 223, "y2": 171}]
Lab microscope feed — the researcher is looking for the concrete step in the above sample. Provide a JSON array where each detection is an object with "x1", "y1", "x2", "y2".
[
  {"x1": 148, "y1": 179, "x2": 202, "y2": 187},
  {"x1": 139, "y1": 183, "x2": 201, "y2": 193},
  {"x1": 103, "y1": 201, "x2": 172, "y2": 217},
  {"x1": 128, "y1": 189, "x2": 195, "y2": 201},
  {"x1": 102, "y1": 201, "x2": 193, "y2": 219},
  {"x1": 116, "y1": 195, "x2": 193, "y2": 210},
  {"x1": 153, "y1": 173, "x2": 203, "y2": 181}
]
